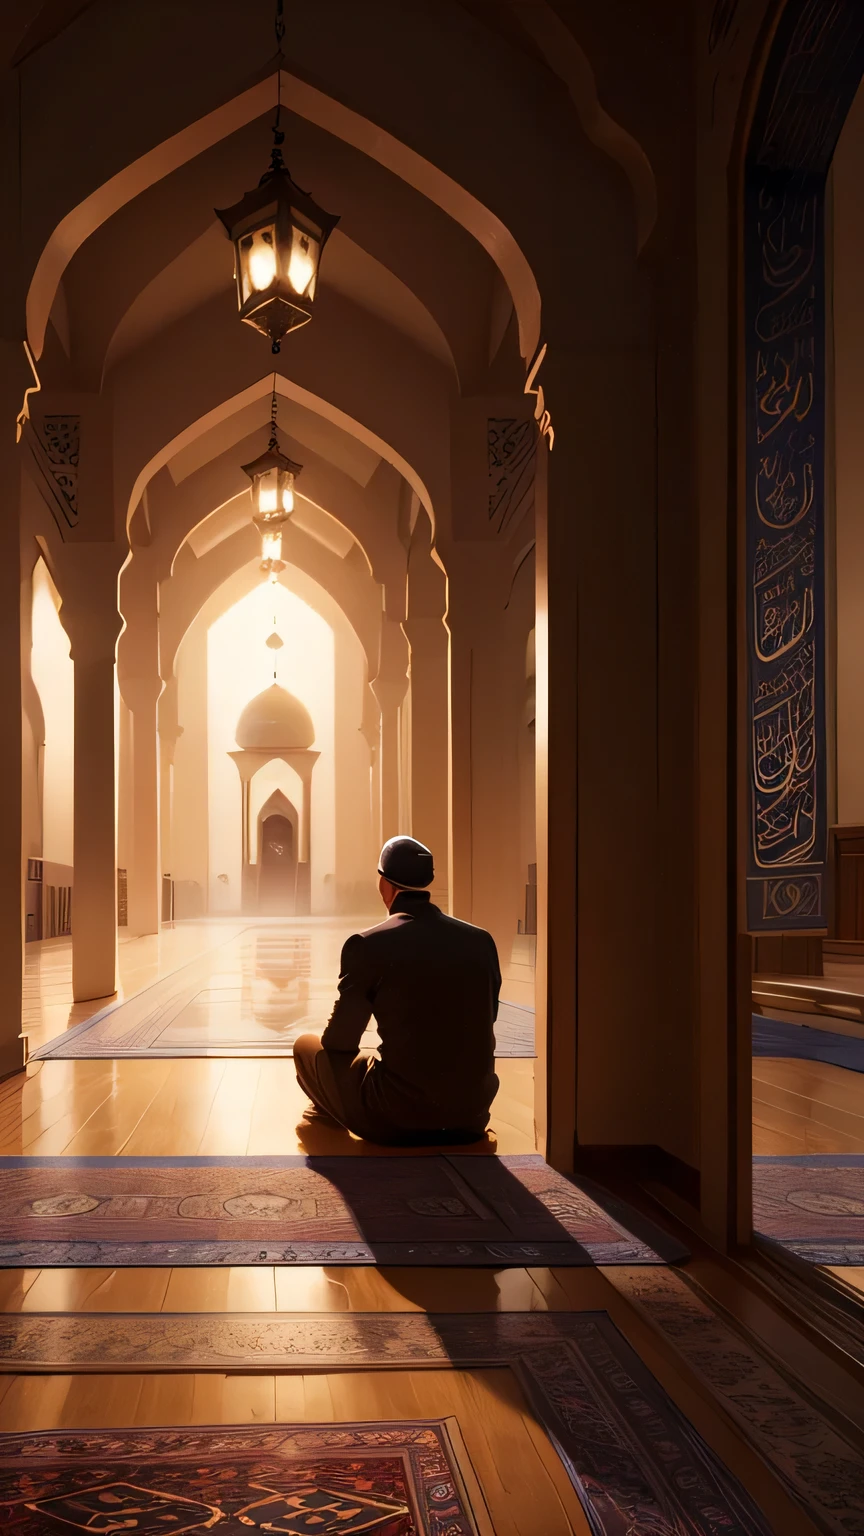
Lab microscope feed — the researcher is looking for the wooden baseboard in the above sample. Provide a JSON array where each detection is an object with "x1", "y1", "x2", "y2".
[{"x1": 572, "y1": 1143, "x2": 700, "y2": 1208}]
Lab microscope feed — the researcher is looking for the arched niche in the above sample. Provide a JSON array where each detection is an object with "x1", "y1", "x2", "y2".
[
  {"x1": 255, "y1": 789, "x2": 300, "y2": 917},
  {"x1": 120, "y1": 351, "x2": 440, "y2": 544}
]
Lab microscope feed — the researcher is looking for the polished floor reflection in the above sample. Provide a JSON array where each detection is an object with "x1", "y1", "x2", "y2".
[{"x1": 24, "y1": 919, "x2": 536, "y2": 1061}]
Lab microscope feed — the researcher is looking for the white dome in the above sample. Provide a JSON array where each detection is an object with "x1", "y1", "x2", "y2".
[{"x1": 235, "y1": 684, "x2": 315, "y2": 751}]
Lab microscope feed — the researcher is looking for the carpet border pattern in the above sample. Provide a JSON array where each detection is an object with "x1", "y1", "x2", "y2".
[
  {"x1": 610, "y1": 1267, "x2": 864, "y2": 1536},
  {"x1": 0, "y1": 1154, "x2": 687, "y2": 1268},
  {"x1": 0, "y1": 1417, "x2": 489, "y2": 1536},
  {"x1": 0, "y1": 1312, "x2": 774, "y2": 1536}
]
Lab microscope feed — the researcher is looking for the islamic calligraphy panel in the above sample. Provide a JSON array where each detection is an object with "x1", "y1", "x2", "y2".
[
  {"x1": 744, "y1": 0, "x2": 864, "y2": 929},
  {"x1": 746, "y1": 176, "x2": 823, "y2": 920}
]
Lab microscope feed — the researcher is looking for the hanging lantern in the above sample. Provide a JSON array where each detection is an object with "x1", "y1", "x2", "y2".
[
  {"x1": 243, "y1": 384, "x2": 302, "y2": 578},
  {"x1": 217, "y1": 141, "x2": 339, "y2": 353},
  {"x1": 216, "y1": 1, "x2": 339, "y2": 352}
]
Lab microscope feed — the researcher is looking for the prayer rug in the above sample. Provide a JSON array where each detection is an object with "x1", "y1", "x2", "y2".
[
  {"x1": 0, "y1": 1153, "x2": 687, "y2": 1267},
  {"x1": 753, "y1": 1014, "x2": 864, "y2": 1073},
  {"x1": 0, "y1": 1321, "x2": 777, "y2": 1535},
  {"x1": 0, "y1": 1420, "x2": 489, "y2": 1535},
  {"x1": 32, "y1": 987, "x2": 533, "y2": 1060},
  {"x1": 30, "y1": 922, "x2": 535, "y2": 1060},
  {"x1": 752, "y1": 1155, "x2": 864, "y2": 1263}
]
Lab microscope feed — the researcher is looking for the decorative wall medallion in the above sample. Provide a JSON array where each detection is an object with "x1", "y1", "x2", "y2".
[
  {"x1": 487, "y1": 417, "x2": 536, "y2": 534},
  {"x1": 41, "y1": 415, "x2": 80, "y2": 528}
]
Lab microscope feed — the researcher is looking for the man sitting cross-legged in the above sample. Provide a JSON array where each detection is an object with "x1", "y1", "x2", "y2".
[{"x1": 293, "y1": 836, "x2": 501, "y2": 1145}]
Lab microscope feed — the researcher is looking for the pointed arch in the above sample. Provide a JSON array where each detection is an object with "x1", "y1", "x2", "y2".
[{"x1": 27, "y1": 70, "x2": 541, "y2": 366}]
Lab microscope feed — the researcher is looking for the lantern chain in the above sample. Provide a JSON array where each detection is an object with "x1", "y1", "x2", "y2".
[
  {"x1": 271, "y1": 0, "x2": 286, "y2": 174},
  {"x1": 268, "y1": 374, "x2": 279, "y2": 451}
]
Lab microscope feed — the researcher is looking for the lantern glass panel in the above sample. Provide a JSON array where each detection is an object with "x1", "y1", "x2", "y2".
[
  {"x1": 254, "y1": 466, "x2": 295, "y2": 517},
  {"x1": 240, "y1": 225, "x2": 278, "y2": 301},
  {"x1": 287, "y1": 223, "x2": 320, "y2": 298},
  {"x1": 261, "y1": 528, "x2": 283, "y2": 563},
  {"x1": 257, "y1": 465, "x2": 280, "y2": 515}
]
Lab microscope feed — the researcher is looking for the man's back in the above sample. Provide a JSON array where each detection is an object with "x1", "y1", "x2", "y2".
[{"x1": 320, "y1": 893, "x2": 501, "y2": 1133}]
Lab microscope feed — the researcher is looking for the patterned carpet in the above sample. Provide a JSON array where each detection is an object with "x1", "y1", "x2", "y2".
[
  {"x1": 0, "y1": 1421, "x2": 485, "y2": 1535},
  {"x1": 0, "y1": 1312, "x2": 779, "y2": 1536},
  {"x1": 0, "y1": 1154, "x2": 687, "y2": 1267},
  {"x1": 752, "y1": 1155, "x2": 864, "y2": 1263},
  {"x1": 2, "y1": 1298, "x2": 860, "y2": 1533}
]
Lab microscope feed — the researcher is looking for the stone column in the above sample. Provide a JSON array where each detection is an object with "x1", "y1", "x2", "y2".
[
  {"x1": 0, "y1": 342, "x2": 30, "y2": 1075},
  {"x1": 120, "y1": 672, "x2": 162, "y2": 936},
  {"x1": 295, "y1": 750, "x2": 319, "y2": 914},
  {"x1": 445, "y1": 543, "x2": 524, "y2": 961},
  {"x1": 361, "y1": 685, "x2": 382, "y2": 855},
  {"x1": 404, "y1": 520, "x2": 450, "y2": 906},
  {"x1": 533, "y1": 436, "x2": 576, "y2": 1168},
  {"x1": 371, "y1": 620, "x2": 409, "y2": 845},
  {"x1": 58, "y1": 545, "x2": 125, "y2": 1003},
  {"x1": 533, "y1": 343, "x2": 661, "y2": 1172},
  {"x1": 118, "y1": 556, "x2": 163, "y2": 937},
  {"x1": 157, "y1": 678, "x2": 182, "y2": 882}
]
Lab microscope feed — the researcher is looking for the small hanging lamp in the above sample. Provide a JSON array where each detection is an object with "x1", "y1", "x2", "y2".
[
  {"x1": 243, "y1": 380, "x2": 302, "y2": 579},
  {"x1": 216, "y1": 0, "x2": 339, "y2": 353}
]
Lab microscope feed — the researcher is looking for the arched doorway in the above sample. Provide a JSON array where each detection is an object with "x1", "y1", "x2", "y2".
[{"x1": 257, "y1": 794, "x2": 299, "y2": 916}]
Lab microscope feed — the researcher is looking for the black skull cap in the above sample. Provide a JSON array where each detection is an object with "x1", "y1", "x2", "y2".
[{"x1": 378, "y1": 835, "x2": 435, "y2": 890}]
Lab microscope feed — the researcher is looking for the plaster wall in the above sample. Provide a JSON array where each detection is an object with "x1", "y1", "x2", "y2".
[
  {"x1": 832, "y1": 84, "x2": 864, "y2": 825},
  {"x1": 21, "y1": 705, "x2": 40, "y2": 864},
  {"x1": 30, "y1": 559, "x2": 73, "y2": 869},
  {"x1": 21, "y1": 556, "x2": 42, "y2": 868}
]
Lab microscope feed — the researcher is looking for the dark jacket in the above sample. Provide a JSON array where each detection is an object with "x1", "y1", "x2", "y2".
[{"x1": 320, "y1": 892, "x2": 501, "y2": 1132}]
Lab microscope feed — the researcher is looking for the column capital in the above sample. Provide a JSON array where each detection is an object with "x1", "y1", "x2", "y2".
[
  {"x1": 370, "y1": 674, "x2": 408, "y2": 713},
  {"x1": 119, "y1": 671, "x2": 163, "y2": 715},
  {"x1": 54, "y1": 542, "x2": 125, "y2": 664}
]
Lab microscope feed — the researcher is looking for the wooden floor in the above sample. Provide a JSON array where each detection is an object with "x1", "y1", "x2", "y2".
[
  {"x1": 0, "y1": 1053, "x2": 830, "y2": 1533},
  {"x1": 0, "y1": 930, "x2": 849, "y2": 1531},
  {"x1": 753, "y1": 1056, "x2": 864, "y2": 1154},
  {"x1": 753, "y1": 1054, "x2": 864, "y2": 1302}
]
